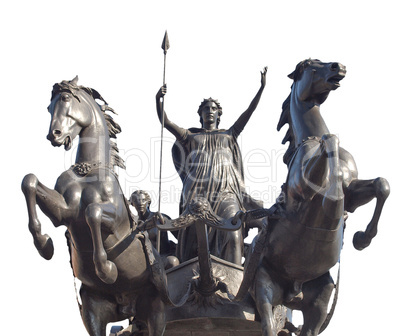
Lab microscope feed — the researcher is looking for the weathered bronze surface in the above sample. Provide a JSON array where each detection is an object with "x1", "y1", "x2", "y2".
[
  {"x1": 129, "y1": 190, "x2": 179, "y2": 269},
  {"x1": 21, "y1": 78, "x2": 185, "y2": 336},
  {"x1": 156, "y1": 67, "x2": 267, "y2": 266},
  {"x1": 21, "y1": 58, "x2": 389, "y2": 336},
  {"x1": 235, "y1": 59, "x2": 390, "y2": 336}
]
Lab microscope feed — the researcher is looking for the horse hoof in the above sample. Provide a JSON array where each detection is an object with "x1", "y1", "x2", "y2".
[
  {"x1": 96, "y1": 261, "x2": 118, "y2": 284},
  {"x1": 35, "y1": 234, "x2": 54, "y2": 260},
  {"x1": 353, "y1": 231, "x2": 371, "y2": 251},
  {"x1": 285, "y1": 291, "x2": 304, "y2": 303}
]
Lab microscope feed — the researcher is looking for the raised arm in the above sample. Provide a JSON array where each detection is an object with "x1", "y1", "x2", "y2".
[
  {"x1": 156, "y1": 85, "x2": 186, "y2": 140},
  {"x1": 231, "y1": 67, "x2": 267, "y2": 136}
]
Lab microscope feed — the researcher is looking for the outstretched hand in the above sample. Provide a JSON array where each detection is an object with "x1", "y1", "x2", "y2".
[{"x1": 260, "y1": 67, "x2": 268, "y2": 87}]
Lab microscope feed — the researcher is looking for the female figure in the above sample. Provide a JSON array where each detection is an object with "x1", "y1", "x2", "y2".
[{"x1": 156, "y1": 67, "x2": 267, "y2": 265}]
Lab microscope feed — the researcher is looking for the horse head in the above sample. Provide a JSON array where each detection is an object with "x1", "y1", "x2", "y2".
[
  {"x1": 289, "y1": 59, "x2": 346, "y2": 105},
  {"x1": 47, "y1": 76, "x2": 93, "y2": 151},
  {"x1": 278, "y1": 59, "x2": 347, "y2": 151}
]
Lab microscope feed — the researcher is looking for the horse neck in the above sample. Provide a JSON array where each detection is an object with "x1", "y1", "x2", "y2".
[
  {"x1": 75, "y1": 105, "x2": 111, "y2": 166},
  {"x1": 290, "y1": 92, "x2": 330, "y2": 146}
]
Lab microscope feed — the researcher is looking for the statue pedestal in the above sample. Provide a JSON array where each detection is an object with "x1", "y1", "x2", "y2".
[{"x1": 163, "y1": 318, "x2": 261, "y2": 336}]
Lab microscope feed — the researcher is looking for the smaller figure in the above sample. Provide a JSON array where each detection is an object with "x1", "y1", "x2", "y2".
[{"x1": 129, "y1": 190, "x2": 179, "y2": 269}]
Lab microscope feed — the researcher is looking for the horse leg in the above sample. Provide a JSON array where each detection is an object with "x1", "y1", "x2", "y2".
[
  {"x1": 345, "y1": 177, "x2": 390, "y2": 250},
  {"x1": 136, "y1": 290, "x2": 166, "y2": 336},
  {"x1": 80, "y1": 284, "x2": 119, "y2": 336},
  {"x1": 253, "y1": 266, "x2": 284, "y2": 336},
  {"x1": 21, "y1": 173, "x2": 70, "y2": 260},
  {"x1": 290, "y1": 272, "x2": 334, "y2": 336},
  {"x1": 216, "y1": 195, "x2": 243, "y2": 265},
  {"x1": 85, "y1": 203, "x2": 118, "y2": 284}
]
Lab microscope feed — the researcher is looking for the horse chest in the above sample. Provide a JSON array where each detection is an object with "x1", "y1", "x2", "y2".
[
  {"x1": 54, "y1": 175, "x2": 81, "y2": 212},
  {"x1": 56, "y1": 170, "x2": 117, "y2": 205}
]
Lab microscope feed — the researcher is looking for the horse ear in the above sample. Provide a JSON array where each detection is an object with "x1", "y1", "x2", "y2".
[
  {"x1": 288, "y1": 71, "x2": 295, "y2": 80},
  {"x1": 71, "y1": 76, "x2": 79, "y2": 85}
]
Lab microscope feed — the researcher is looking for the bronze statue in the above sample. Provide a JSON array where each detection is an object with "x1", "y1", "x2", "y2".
[
  {"x1": 129, "y1": 190, "x2": 179, "y2": 269},
  {"x1": 235, "y1": 59, "x2": 390, "y2": 336},
  {"x1": 21, "y1": 49, "x2": 390, "y2": 336},
  {"x1": 21, "y1": 77, "x2": 188, "y2": 336},
  {"x1": 155, "y1": 67, "x2": 267, "y2": 265}
]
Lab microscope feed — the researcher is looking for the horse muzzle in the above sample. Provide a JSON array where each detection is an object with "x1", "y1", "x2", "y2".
[
  {"x1": 328, "y1": 63, "x2": 346, "y2": 84},
  {"x1": 47, "y1": 131, "x2": 72, "y2": 150}
]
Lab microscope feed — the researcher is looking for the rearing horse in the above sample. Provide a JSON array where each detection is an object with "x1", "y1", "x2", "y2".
[
  {"x1": 21, "y1": 77, "x2": 179, "y2": 336},
  {"x1": 236, "y1": 59, "x2": 390, "y2": 336}
]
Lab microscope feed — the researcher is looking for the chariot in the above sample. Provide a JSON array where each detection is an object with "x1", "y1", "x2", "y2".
[{"x1": 109, "y1": 254, "x2": 289, "y2": 336}]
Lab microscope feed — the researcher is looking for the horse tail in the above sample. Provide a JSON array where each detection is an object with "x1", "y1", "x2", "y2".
[{"x1": 319, "y1": 263, "x2": 341, "y2": 334}]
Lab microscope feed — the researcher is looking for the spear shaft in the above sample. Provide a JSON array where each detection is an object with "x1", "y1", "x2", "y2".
[{"x1": 157, "y1": 31, "x2": 170, "y2": 253}]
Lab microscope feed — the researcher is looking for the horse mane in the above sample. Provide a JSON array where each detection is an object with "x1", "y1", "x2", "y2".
[
  {"x1": 277, "y1": 94, "x2": 295, "y2": 166},
  {"x1": 101, "y1": 107, "x2": 126, "y2": 170},
  {"x1": 51, "y1": 78, "x2": 126, "y2": 170},
  {"x1": 277, "y1": 59, "x2": 314, "y2": 165}
]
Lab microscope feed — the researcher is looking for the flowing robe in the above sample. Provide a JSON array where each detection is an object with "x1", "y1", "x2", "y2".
[{"x1": 172, "y1": 126, "x2": 262, "y2": 264}]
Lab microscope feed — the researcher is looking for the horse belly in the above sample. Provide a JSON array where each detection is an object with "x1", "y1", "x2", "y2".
[
  {"x1": 112, "y1": 238, "x2": 149, "y2": 282},
  {"x1": 70, "y1": 238, "x2": 149, "y2": 291},
  {"x1": 266, "y1": 220, "x2": 343, "y2": 282},
  {"x1": 70, "y1": 246, "x2": 107, "y2": 288}
]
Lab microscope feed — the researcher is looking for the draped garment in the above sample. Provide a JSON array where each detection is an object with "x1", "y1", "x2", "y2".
[{"x1": 172, "y1": 126, "x2": 262, "y2": 263}]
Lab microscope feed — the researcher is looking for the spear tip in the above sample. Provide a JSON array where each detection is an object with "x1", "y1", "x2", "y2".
[{"x1": 161, "y1": 30, "x2": 170, "y2": 54}]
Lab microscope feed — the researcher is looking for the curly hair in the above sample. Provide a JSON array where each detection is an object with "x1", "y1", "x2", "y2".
[
  {"x1": 130, "y1": 190, "x2": 152, "y2": 206},
  {"x1": 197, "y1": 98, "x2": 223, "y2": 127}
]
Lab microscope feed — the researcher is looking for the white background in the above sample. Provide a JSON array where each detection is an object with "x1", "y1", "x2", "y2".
[{"x1": 1, "y1": 1, "x2": 400, "y2": 335}]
